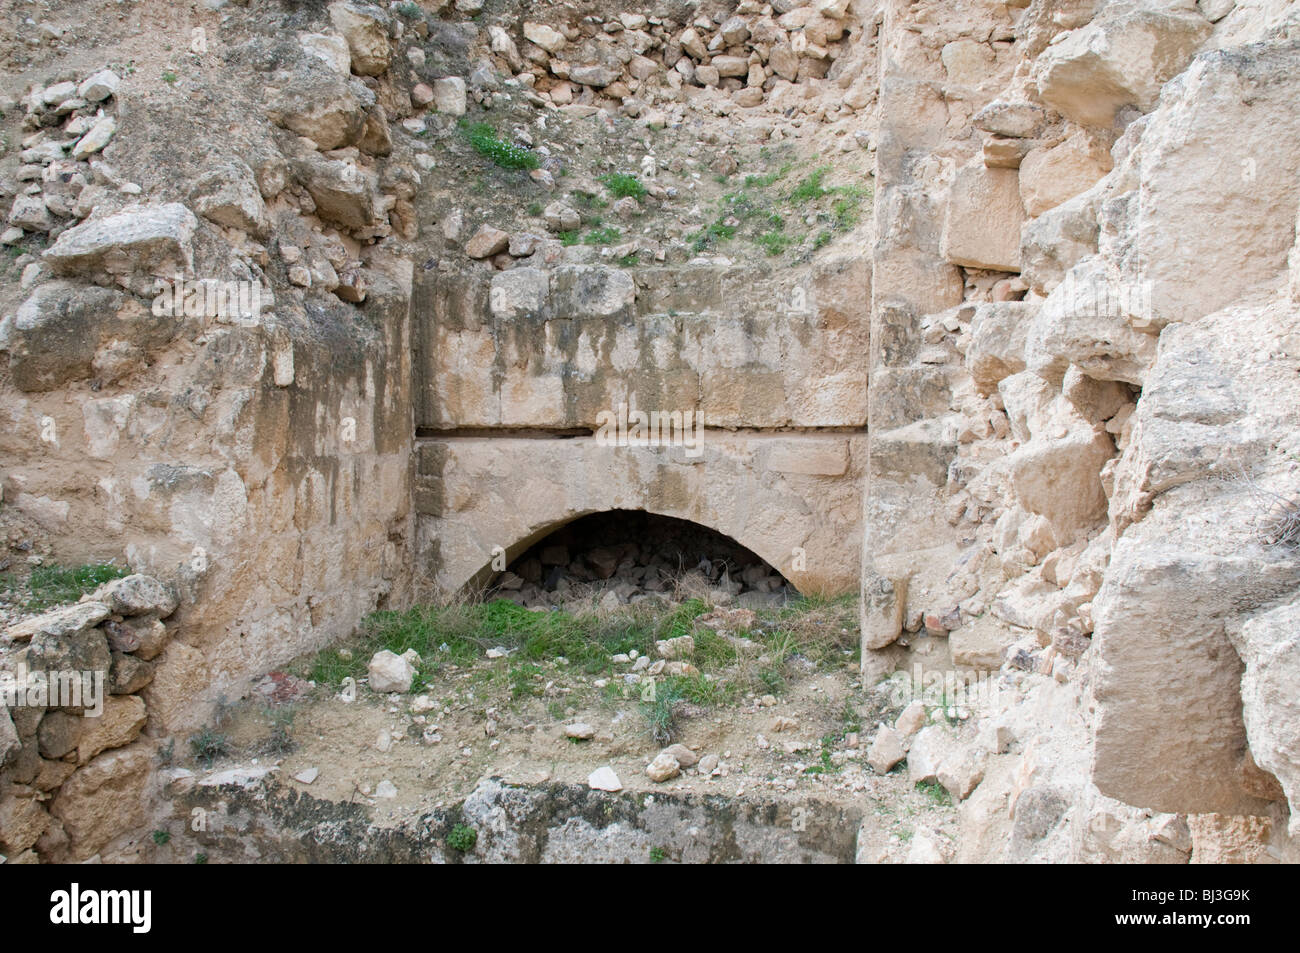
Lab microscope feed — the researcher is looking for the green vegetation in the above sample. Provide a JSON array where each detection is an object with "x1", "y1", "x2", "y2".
[
  {"x1": 915, "y1": 779, "x2": 953, "y2": 807},
  {"x1": 649, "y1": 846, "x2": 668, "y2": 863},
  {"x1": 447, "y1": 824, "x2": 478, "y2": 852},
  {"x1": 583, "y1": 225, "x2": 621, "y2": 246},
  {"x1": 0, "y1": 562, "x2": 128, "y2": 612},
  {"x1": 600, "y1": 172, "x2": 647, "y2": 200},
  {"x1": 189, "y1": 727, "x2": 230, "y2": 768},
  {"x1": 161, "y1": 70, "x2": 178, "y2": 85},
  {"x1": 395, "y1": 1, "x2": 423, "y2": 17},
  {"x1": 152, "y1": 830, "x2": 171, "y2": 846},
  {"x1": 686, "y1": 157, "x2": 871, "y2": 257},
  {"x1": 463, "y1": 122, "x2": 540, "y2": 170}
]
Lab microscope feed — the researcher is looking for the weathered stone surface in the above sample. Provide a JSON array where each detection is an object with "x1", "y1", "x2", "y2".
[
  {"x1": 1092, "y1": 518, "x2": 1299, "y2": 815},
  {"x1": 1128, "y1": 42, "x2": 1300, "y2": 326},
  {"x1": 645, "y1": 750, "x2": 681, "y2": 782},
  {"x1": 861, "y1": 572, "x2": 906, "y2": 649},
  {"x1": 867, "y1": 725, "x2": 905, "y2": 774},
  {"x1": 587, "y1": 766, "x2": 622, "y2": 791},
  {"x1": 50, "y1": 744, "x2": 151, "y2": 860},
  {"x1": 37, "y1": 710, "x2": 82, "y2": 759},
  {"x1": 940, "y1": 160, "x2": 1024, "y2": 271},
  {"x1": 431, "y1": 77, "x2": 467, "y2": 116},
  {"x1": 1025, "y1": 259, "x2": 1159, "y2": 386},
  {"x1": 1230, "y1": 597, "x2": 1300, "y2": 834},
  {"x1": 1020, "y1": 186, "x2": 1101, "y2": 296},
  {"x1": 0, "y1": 705, "x2": 18, "y2": 767},
  {"x1": 1019, "y1": 132, "x2": 1112, "y2": 218},
  {"x1": 189, "y1": 161, "x2": 269, "y2": 237},
  {"x1": 367, "y1": 649, "x2": 415, "y2": 693},
  {"x1": 0, "y1": 794, "x2": 49, "y2": 854},
  {"x1": 104, "y1": 616, "x2": 170, "y2": 661},
  {"x1": 328, "y1": 1, "x2": 392, "y2": 76},
  {"x1": 1031, "y1": 4, "x2": 1211, "y2": 127},
  {"x1": 141, "y1": 641, "x2": 208, "y2": 734},
  {"x1": 77, "y1": 694, "x2": 146, "y2": 764},
  {"x1": 5, "y1": 601, "x2": 110, "y2": 643},
  {"x1": 523, "y1": 22, "x2": 566, "y2": 54},
  {"x1": 43, "y1": 203, "x2": 197, "y2": 278},
  {"x1": 292, "y1": 153, "x2": 382, "y2": 230},
  {"x1": 27, "y1": 626, "x2": 112, "y2": 684},
  {"x1": 966, "y1": 301, "x2": 1033, "y2": 393},
  {"x1": 266, "y1": 65, "x2": 374, "y2": 149},
  {"x1": 465, "y1": 224, "x2": 510, "y2": 259},
  {"x1": 109, "y1": 651, "x2": 155, "y2": 694},
  {"x1": 96, "y1": 574, "x2": 177, "y2": 618}
]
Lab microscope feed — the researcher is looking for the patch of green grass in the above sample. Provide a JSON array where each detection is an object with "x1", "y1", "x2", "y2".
[
  {"x1": 600, "y1": 172, "x2": 647, "y2": 200},
  {"x1": 194, "y1": 852, "x2": 208, "y2": 864},
  {"x1": 915, "y1": 779, "x2": 953, "y2": 807},
  {"x1": 558, "y1": 230, "x2": 580, "y2": 246},
  {"x1": 152, "y1": 830, "x2": 171, "y2": 846},
  {"x1": 756, "y1": 230, "x2": 794, "y2": 256},
  {"x1": 583, "y1": 225, "x2": 621, "y2": 246},
  {"x1": 526, "y1": 201, "x2": 543, "y2": 217},
  {"x1": 161, "y1": 70, "x2": 178, "y2": 85},
  {"x1": 508, "y1": 662, "x2": 544, "y2": 700},
  {"x1": 463, "y1": 122, "x2": 540, "y2": 170},
  {"x1": 616, "y1": 252, "x2": 639, "y2": 267},
  {"x1": 0, "y1": 562, "x2": 128, "y2": 612},
  {"x1": 447, "y1": 824, "x2": 478, "y2": 852},
  {"x1": 649, "y1": 845, "x2": 667, "y2": 863},
  {"x1": 641, "y1": 677, "x2": 684, "y2": 745},
  {"x1": 813, "y1": 230, "x2": 833, "y2": 250},
  {"x1": 395, "y1": 1, "x2": 423, "y2": 17},
  {"x1": 790, "y1": 166, "x2": 833, "y2": 203}
]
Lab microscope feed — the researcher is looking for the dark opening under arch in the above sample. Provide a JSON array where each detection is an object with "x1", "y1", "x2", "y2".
[{"x1": 487, "y1": 510, "x2": 797, "y2": 610}]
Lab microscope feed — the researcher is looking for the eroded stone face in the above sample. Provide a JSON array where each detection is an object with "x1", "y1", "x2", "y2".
[
  {"x1": 414, "y1": 433, "x2": 865, "y2": 598},
  {"x1": 414, "y1": 257, "x2": 870, "y2": 431}
]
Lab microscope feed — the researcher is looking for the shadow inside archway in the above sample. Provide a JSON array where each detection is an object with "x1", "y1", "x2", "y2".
[{"x1": 486, "y1": 510, "x2": 797, "y2": 611}]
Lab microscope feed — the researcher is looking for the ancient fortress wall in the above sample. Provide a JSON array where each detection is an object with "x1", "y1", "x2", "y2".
[{"x1": 1, "y1": 0, "x2": 1299, "y2": 862}]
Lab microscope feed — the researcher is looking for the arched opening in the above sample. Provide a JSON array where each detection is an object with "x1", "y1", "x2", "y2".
[{"x1": 486, "y1": 510, "x2": 797, "y2": 610}]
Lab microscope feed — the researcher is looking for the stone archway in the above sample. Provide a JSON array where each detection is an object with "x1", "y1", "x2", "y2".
[{"x1": 412, "y1": 431, "x2": 865, "y2": 599}]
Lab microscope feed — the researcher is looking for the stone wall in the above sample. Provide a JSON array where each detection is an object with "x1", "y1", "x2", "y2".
[
  {"x1": 858, "y1": 0, "x2": 1300, "y2": 849},
  {"x1": 415, "y1": 257, "x2": 869, "y2": 431},
  {"x1": 414, "y1": 431, "x2": 866, "y2": 597}
]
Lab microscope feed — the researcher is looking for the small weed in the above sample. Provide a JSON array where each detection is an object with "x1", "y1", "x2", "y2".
[
  {"x1": 447, "y1": 824, "x2": 478, "y2": 852},
  {"x1": 395, "y1": 1, "x2": 423, "y2": 17},
  {"x1": 156, "y1": 739, "x2": 176, "y2": 766},
  {"x1": 916, "y1": 779, "x2": 953, "y2": 807},
  {"x1": 583, "y1": 226, "x2": 621, "y2": 246},
  {"x1": 558, "y1": 230, "x2": 580, "y2": 246},
  {"x1": 641, "y1": 678, "x2": 684, "y2": 745},
  {"x1": 189, "y1": 727, "x2": 230, "y2": 767},
  {"x1": 600, "y1": 172, "x2": 647, "y2": 200},
  {"x1": 194, "y1": 853, "x2": 208, "y2": 864},
  {"x1": 649, "y1": 846, "x2": 667, "y2": 863},
  {"x1": 790, "y1": 167, "x2": 832, "y2": 203},
  {"x1": 161, "y1": 70, "x2": 178, "y2": 85},
  {"x1": 526, "y1": 201, "x2": 543, "y2": 217},
  {"x1": 616, "y1": 252, "x2": 639, "y2": 267},
  {"x1": 756, "y1": 230, "x2": 794, "y2": 256},
  {"x1": 463, "y1": 122, "x2": 539, "y2": 170},
  {"x1": 152, "y1": 830, "x2": 171, "y2": 846}
]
